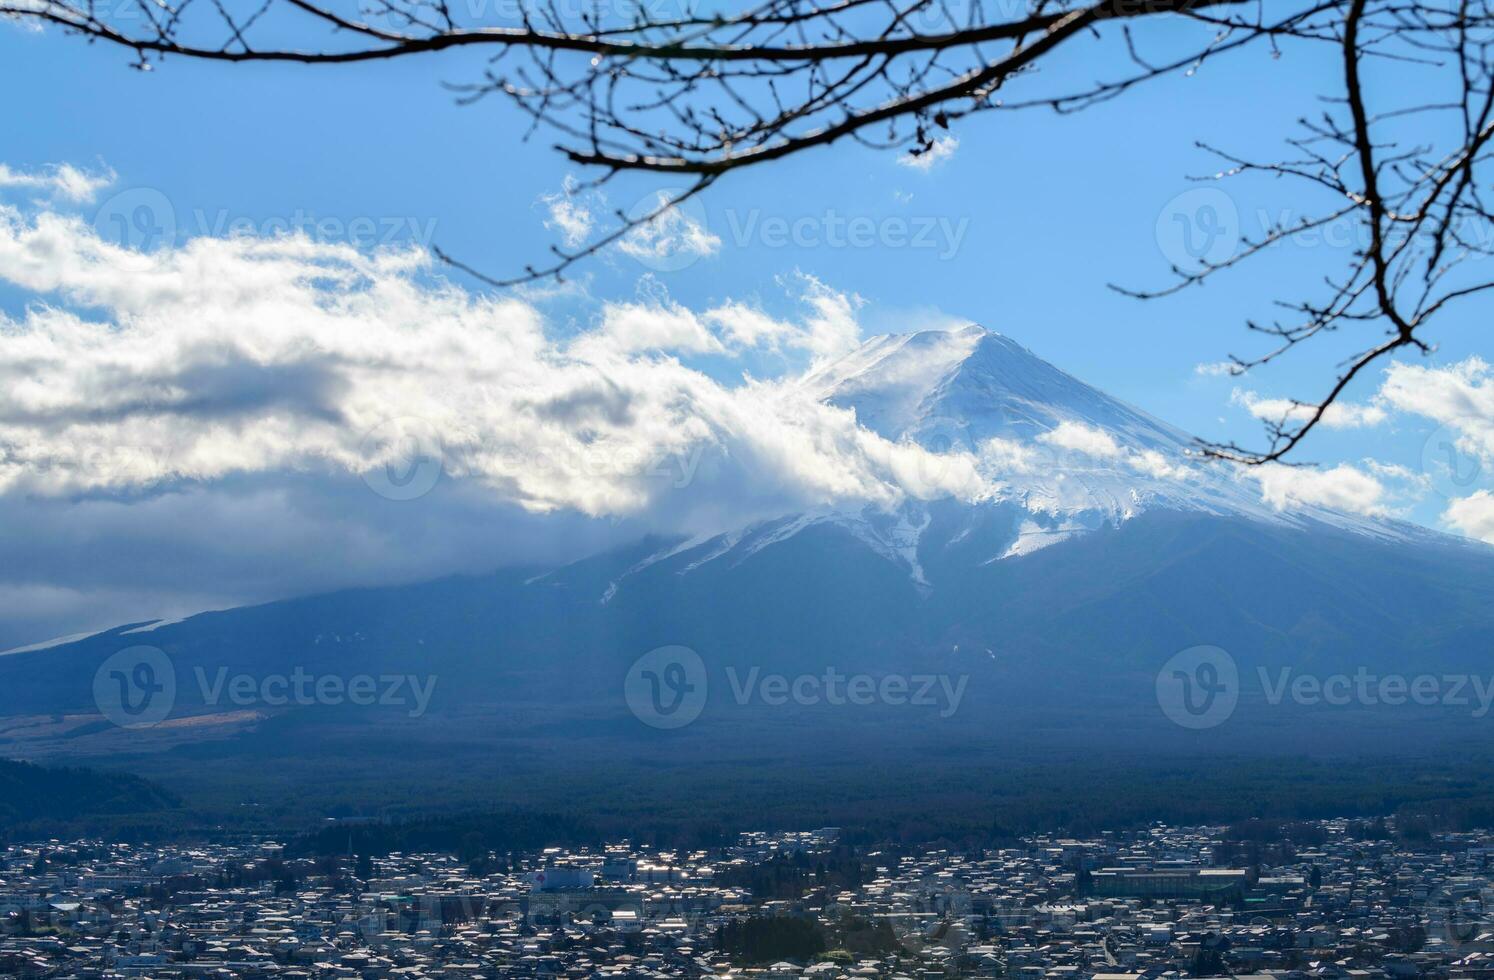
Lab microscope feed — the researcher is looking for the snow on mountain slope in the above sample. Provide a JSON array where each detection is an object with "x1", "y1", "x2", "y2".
[
  {"x1": 809, "y1": 323, "x2": 1191, "y2": 451},
  {"x1": 592, "y1": 325, "x2": 1443, "y2": 600},
  {"x1": 804, "y1": 324, "x2": 1247, "y2": 518}
]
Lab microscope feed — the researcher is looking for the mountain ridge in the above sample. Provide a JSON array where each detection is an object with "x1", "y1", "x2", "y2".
[
  {"x1": 4, "y1": 324, "x2": 1482, "y2": 656},
  {"x1": 604, "y1": 324, "x2": 1465, "y2": 596},
  {"x1": 0, "y1": 326, "x2": 1490, "y2": 819}
]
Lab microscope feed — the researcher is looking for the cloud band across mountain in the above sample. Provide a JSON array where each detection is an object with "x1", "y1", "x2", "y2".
[{"x1": 0, "y1": 185, "x2": 1490, "y2": 646}]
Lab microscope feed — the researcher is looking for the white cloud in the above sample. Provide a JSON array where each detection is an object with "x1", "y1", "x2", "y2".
[
  {"x1": 2, "y1": 176, "x2": 1466, "y2": 640},
  {"x1": 704, "y1": 302, "x2": 798, "y2": 350},
  {"x1": 1379, "y1": 357, "x2": 1494, "y2": 462},
  {"x1": 979, "y1": 437, "x2": 1041, "y2": 473},
  {"x1": 1232, "y1": 388, "x2": 1387, "y2": 429},
  {"x1": 1445, "y1": 490, "x2": 1494, "y2": 544},
  {"x1": 1362, "y1": 459, "x2": 1431, "y2": 495},
  {"x1": 793, "y1": 272, "x2": 864, "y2": 364},
  {"x1": 618, "y1": 192, "x2": 720, "y2": 266},
  {"x1": 898, "y1": 136, "x2": 959, "y2": 172},
  {"x1": 0, "y1": 163, "x2": 114, "y2": 203},
  {"x1": 585, "y1": 280, "x2": 723, "y2": 356},
  {"x1": 595, "y1": 298, "x2": 719, "y2": 353},
  {"x1": 1255, "y1": 463, "x2": 1388, "y2": 516},
  {"x1": 542, "y1": 188, "x2": 594, "y2": 249},
  {"x1": 1031, "y1": 422, "x2": 1194, "y2": 481},
  {"x1": 0, "y1": 195, "x2": 1000, "y2": 640},
  {"x1": 693, "y1": 275, "x2": 870, "y2": 360},
  {"x1": 1194, "y1": 361, "x2": 1237, "y2": 378},
  {"x1": 0, "y1": 201, "x2": 971, "y2": 523},
  {"x1": 1040, "y1": 421, "x2": 1124, "y2": 458},
  {"x1": 1129, "y1": 449, "x2": 1187, "y2": 480}
]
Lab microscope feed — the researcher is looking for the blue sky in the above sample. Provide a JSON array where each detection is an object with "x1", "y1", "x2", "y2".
[
  {"x1": 3, "y1": 10, "x2": 1422, "y2": 416},
  {"x1": 0, "y1": 11, "x2": 1491, "y2": 645}
]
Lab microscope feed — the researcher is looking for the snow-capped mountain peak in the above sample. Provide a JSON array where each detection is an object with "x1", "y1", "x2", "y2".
[
  {"x1": 812, "y1": 324, "x2": 1191, "y2": 456},
  {"x1": 597, "y1": 326, "x2": 1434, "y2": 600}
]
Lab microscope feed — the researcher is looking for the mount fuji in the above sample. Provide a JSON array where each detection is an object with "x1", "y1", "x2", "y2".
[
  {"x1": 577, "y1": 324, "x2": 1437, "y2": 601},
  {"x1": 2, "y1": 325, "x2": 1492, "y2": 771}
]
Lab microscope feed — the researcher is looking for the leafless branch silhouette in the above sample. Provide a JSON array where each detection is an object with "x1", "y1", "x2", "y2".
[{"x1": 5, "y1": 0, "x2": 1491, "y2": 461}]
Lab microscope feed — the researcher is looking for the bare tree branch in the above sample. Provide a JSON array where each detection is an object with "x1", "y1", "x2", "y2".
[{"x1": 6, "y1": 0, "x2": 1493, "y2": 464}]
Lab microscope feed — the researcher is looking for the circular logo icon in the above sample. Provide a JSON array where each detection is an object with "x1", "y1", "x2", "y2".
[
  {"x1": 624, "y1": 645, "x2": 708, "y2": 729},
  {"x1": 1155, "y1": 187, "x2": 1239, "y2": 270},
  {"x1": 906, "y1": 414, "x2": 977, "y2": 492},
  {"x1": 92, "y1": 187, "x2": 177, "y2": 272},
  {"x1": 360, "y1": 417, "x2": 444, "y2": 501},
  {"x1": 1155, "y1": 645, "x2": 1238, "y2": 730},
  {"x1": 357, "y1": 910, "x2": 387, "y2": 941},
  {"x1": 620, "y1": 189, "x2": 714, "y2": 273},
  {"x1": 93, "y1": 645, "x2": 177, "y2": 729},
  {"x1": 1420, "y1": 423, "x2": 1486, "y2": 501},
  {"x1": 1433, "y1": 881, "x2": 1494, "y2": 949}
]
